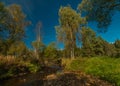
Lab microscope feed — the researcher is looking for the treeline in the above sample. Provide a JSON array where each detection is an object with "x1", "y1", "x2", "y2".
[
  {"x1": 0, "y1": 2, "x2": 120, "y2": 60},
  {"x1": 58, "y1": 27, "x2": 120, "y2": 58},
  {"x1": 55, "y1": 4, "x2": 120, "y2": 58},
  {"x1": 77, "y1": 28, "x2": 120, "y2": 57}
]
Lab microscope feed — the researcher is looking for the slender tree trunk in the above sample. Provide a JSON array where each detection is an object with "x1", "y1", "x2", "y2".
[
  {"x1": 71, "y1": 46, "x2": 75, "y2": 59},
  {"x1": 71, "y1": 48, "x2": 73, "y2": 59},
  {"x1": 72, "y1": 47, "x2": 75, "y2": 59},
  {"x1": 70, "y1": 32, "x2": 75, "y2": 59}
]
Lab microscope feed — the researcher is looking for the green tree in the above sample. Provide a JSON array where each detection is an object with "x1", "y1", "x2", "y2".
[
  {"x1": 44, "y1": 42, "x2": 59, "y2": 59},
  {"x1": 32, "y1": 41, "x2": 45, "y2": 59},
  {"x1": 93, "y1": 37, "x2": 106, "y2": 56},
  {"x1": 81, "y1": 27, "x2": 109, "y2": 57},
  {"x1": 7, "y1": 41, "x2": 28, "y2": 57},
  {"x1": 78, "y1": 0, "x2": 120, "y2": 32},
  {"x1": 0, "y1": 3, "x2": 30, "y2": 55},
  {"x1": 0, "y1": 40, "x2": 8, "y2": 55},
  {"x1": 103, "y1": 42, "x2": 116, "y2": 57},
  {"x1": 6, "y1": 4, "x2": 30, "y2": 42},
  {"x1": 32, "y1": 41, "x2": 46, "y2": 66},
  {"x1": 0, "y1": 2, "x2": 9, "y2": 42},
  {"x1": 55, "y1": 6, "x2": 86, "y2": 59},
  {"x1": 114, "y1": 39, "x2": 120, "y2": 48},
  {"x1": 114, "y1": 40, "x2": 120, "y2": 57},
  {"x1": 81, "y1": 27, "x2": 96, "y2": 57}
]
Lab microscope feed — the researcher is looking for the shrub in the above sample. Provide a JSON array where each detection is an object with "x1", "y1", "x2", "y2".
[
  {"x1": 26, "y1": 63, "x2": 40, "y2": 73},
  {"x1": 0, "y1": 56, "x2": 41, "y2": 79}
]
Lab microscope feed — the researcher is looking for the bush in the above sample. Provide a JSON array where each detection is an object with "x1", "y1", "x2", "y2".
[
  {"x1": 26, "y1": 63, "x2": 40, "y2": 73},
  {"x1": 0, "y1": 56, "x2": 41, "y2": 79}
]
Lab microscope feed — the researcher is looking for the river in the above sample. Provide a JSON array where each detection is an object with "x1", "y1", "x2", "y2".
[{"x1": 0, "y1": 66, "x2": 62, "y2": 86}]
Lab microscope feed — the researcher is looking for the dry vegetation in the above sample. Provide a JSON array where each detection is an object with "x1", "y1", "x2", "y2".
[{"x1": 43, "y1": 71, "x2": 113, "y2": 86}]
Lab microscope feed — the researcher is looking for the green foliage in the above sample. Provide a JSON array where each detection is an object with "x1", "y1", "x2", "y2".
[
  {"x1": 114, "y1": 40, "x2": 120, "y2": 48},
  {"x1": 6, "y1": 4, "x2": 30, "y2": 41},
  {"x1": 80, "y1": 27, "x2": 117, "y2": 57},
  {"x1": 32, "y1": 41, "x2": 46, "y2": 56},
  {"x1": 32, "y1": 41, "x2": 45, "y2": 51},
  {"x1": 0, "y1": 40, "x2": 8, "y2": 55},
  {"x1": 32, "y1": 41, "x2": 46, "y2": 66},
  {"x1": 78, "y1": 0, "x2": 120, "y2": 31},
  {"x1": 63, "y1": 58, "x2": 87, "y2": 71},
  {"x1": 114, "y1": 40, "x2": 120, "y2": 57},
  {"x1": 25, "y1": 63, "x2": 40, "y2": 73},
  {"x1": 56, "y1": 6, "x2": 86, "y2": 58},
  {"x1": 81, "y1": 27, "x2": 105, "y2": 57},
  {"x1": 0, "y1": 56, "x2": 41, "y2": 79},
  {"x1": 7, "y1": 41, "x2": 27, "y2": 57},
  {"x1": 0, "y1": 3, "x2": 30, "y2": 56},
  {"x1": 64, "y1": 57, "x2": 120, "y2": 85},
  {"x1": 81, "y1": 27, "x2": 96, "y2": 57},
  {"x1": 44, "y1": 42, "x2": 59, "y2": 59},
  {"x1": 0, "y1": 2, "x2": 8, "y2": 30},
  {"x1": 69, "y1": 59, "x2": 82, "y2": 71}
]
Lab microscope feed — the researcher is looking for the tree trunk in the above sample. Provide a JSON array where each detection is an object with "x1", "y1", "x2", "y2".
[
  {"x1": 70, "y1": 30, "x2": 75, "y2": 59},
  {"x1": 71, "y1": 47, "x2": 75, "y2": 59}
]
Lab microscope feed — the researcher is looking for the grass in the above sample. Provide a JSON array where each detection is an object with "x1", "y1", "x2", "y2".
[{"x1": 63, "y1": 57, "x2": 120, "y2": 86}]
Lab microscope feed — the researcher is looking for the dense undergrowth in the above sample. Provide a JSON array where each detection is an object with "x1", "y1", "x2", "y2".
[
  {"x1": 62, "y1": 57, "x2": 120, "y2": 86},
  {"x1": 0, "y1": 56, "x2": 41, "y2": 80}
]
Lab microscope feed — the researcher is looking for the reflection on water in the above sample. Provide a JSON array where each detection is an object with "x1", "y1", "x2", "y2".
[
  {"x1": 0, "y1": 66, "x2": 62, "y2": 86},
  {"x1": 0, "y1": 73, "x2": 45, "y2": 86}
]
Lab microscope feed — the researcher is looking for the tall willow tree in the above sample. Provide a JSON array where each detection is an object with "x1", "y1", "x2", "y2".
[{"x1": 55, "y1": 6, "x2": 86, "y2": 59}]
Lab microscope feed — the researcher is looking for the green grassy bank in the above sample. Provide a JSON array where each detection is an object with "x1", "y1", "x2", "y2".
[{"x1": 62, "y1": 57, "x2": 120, "y2": 86}]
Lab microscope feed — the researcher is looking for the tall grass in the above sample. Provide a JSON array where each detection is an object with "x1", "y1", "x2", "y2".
[
  {"x1": 0, "y1": 56, "x2": 41, "y2": 79},
  {"x1": 0, "y1": 56, "x2": 16, "y2": 65},
  {"x1": 63, "y1": 57, "x2": 120, "y2": 86}
]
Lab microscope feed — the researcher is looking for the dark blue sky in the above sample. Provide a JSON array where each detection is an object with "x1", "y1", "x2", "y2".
[{"x1": 1, "y1": 0, "x2": 120, "y2": 48}]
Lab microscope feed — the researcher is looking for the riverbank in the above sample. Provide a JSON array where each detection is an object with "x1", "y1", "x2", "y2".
[
  {"x1": 1, "y1": 70, "x2": 113, "y2": 86},
  {"x1": 0, "y1": 57, "x2": 119, "y2": 86},
  {"x1": 0, "y1": 56, "x2": 41, "y2": 80}
]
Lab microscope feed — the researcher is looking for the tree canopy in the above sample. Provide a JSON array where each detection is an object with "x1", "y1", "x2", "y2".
[
  {"x1": 55, "y1": 6, "x2": 86, "y2": 58},
  {"x1": 78, "y1": 0, "x2": 120, "y2": 32},
  {"x1": 0, "y1": 3, "x2": 30, "y2": 56}
]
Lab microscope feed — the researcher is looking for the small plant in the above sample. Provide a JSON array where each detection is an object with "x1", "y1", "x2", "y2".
[{"x1": 26, "y1": 63, "x2": 40, "y2": 73}]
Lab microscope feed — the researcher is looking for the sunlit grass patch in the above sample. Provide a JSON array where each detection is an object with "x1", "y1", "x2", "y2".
[{"x1": 63, "y1": 57, "x2": 120, "y2": 86}]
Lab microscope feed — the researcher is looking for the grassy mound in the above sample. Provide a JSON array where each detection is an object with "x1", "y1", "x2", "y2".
[{"x1": 63, "y1": 57, "x2": 120, "y2": 86}]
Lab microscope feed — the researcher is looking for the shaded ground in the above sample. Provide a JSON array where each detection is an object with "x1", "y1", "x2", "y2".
[
  {"x1": 43, "y1": 71, "x2": 114, "y2": 86},
  {"x1": 0, "y1": 66, "x2": 114, "y2": 86}
]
